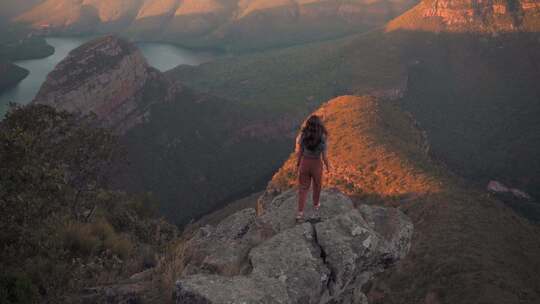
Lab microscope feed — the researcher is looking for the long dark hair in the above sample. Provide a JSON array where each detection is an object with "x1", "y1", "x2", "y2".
[{"x1": 301, "y1": 115, "x2": 328, "y2": 150}]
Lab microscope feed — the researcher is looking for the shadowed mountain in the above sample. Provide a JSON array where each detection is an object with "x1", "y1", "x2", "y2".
[
  {"x1": 32, "y1": 35, "x2": 301, "y2": 225},
  {"x1": 13, "y1": 0, "x2": 418, "y2": 51},
  {"x1": 260, "y1": 95, "x2": 540, "y2": 303}
]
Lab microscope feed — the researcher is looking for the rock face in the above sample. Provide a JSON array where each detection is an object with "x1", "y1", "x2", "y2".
[
  {"x1": 33, "y1": 35, "x2": 170, "y2": 132},
  {"x1": 387, "y1": 0, "x2": 540, "y2": 32},
  {"x1": 175, "y1": 189, "x2": 413, "y2": 304},
  {"x1": 487, "y1": 180, "x2": 532, "y2": 200}
]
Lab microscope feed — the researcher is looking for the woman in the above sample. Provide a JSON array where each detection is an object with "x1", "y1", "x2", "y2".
[{"x1": 295, "y1": 115, "x2": 331, "y2": 223}]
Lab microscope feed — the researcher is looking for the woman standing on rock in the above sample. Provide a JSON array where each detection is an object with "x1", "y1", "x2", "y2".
[{"x1": 295, "y1": 115, "x2": 331, "y2": 223}]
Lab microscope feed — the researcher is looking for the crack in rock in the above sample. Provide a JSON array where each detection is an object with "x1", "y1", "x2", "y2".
[{"x1": 175, "y1": 189, "x2": 413, "y2": 304}]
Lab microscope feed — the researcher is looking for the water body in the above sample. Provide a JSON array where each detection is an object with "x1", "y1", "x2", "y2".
[
  {"x1": 0, "y1": 36, "x2": 216, "y2": 117},
  {"x1": 136, "y1": 42, "x2": 216, "y2": 72}
]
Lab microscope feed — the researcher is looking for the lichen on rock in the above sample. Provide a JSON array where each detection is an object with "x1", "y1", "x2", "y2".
[{"x1": 175, "y1": 189, "x2": 413, "y2": 304}]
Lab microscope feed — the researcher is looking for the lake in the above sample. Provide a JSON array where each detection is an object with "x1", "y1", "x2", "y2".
[{"x1": 0, "y1": 36, "x2": 216, "y2": 117}]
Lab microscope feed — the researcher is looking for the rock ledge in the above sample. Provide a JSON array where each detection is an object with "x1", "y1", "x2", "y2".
[{"x1": 175, "y1": 189, "x2": 413, "y2": 304}]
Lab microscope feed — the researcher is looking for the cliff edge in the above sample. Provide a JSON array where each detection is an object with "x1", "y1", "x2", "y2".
[{"x1": 175, "y1": 189, "x2": 413, "y2": 304}]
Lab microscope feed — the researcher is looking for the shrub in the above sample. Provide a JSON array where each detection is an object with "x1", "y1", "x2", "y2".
[
  {"x1": 104, "y1": 234, "x2": 133, "y2": 260},
  {"x1": 62, "y1": 223, "x2": 100, "y2": 256},
  {"x1": 90, "y1": 219, "x2": 115, "y2": 242},
  {"x1": 0, "y1": 273, "x2": 38, "y2": 304}
]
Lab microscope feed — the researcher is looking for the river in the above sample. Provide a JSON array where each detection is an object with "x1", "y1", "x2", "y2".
[{"x1": 0, "y1": 36, "x2": 216, "y2": 117}]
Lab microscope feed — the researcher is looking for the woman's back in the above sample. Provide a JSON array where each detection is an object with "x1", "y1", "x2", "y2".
[{"x1": 298, "y1": 133, "x2": 327, "y2": 158}]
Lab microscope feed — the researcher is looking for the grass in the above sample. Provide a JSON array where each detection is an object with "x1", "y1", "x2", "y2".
[
  {"x1": 268, "y1": 95, "x2": 444, "y2": 199},
  {"x1": 62, "y1": 219, "x2": 136, "y2": 259}
]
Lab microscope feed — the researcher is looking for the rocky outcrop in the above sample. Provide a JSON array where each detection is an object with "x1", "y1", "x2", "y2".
[
  {"x1": 387, "y1": 0, "x2": 540, "y2": 32},
  {"x1": 487, "y1": 180, "x2": 532, "y2": 200},
  {"x1": 175, "y1": 189, "x2": 413, "y2": 304},
  {"x1": 33, "y1": 35, "x2": 171, "y2": 132}
]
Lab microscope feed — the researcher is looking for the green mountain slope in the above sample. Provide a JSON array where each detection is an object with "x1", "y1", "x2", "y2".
[{"x1": 170, "y1": 27, "x2": 540, "y2": 200}]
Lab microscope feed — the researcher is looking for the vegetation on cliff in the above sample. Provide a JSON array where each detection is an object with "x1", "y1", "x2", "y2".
[{"x1": 0, "y1": 104, "x2": 176, "y2": 303}]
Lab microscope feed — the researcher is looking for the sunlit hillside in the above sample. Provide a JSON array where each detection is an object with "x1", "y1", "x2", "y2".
[
  {"x1": 387, "y1": 0, "x2": 540, "y2": 32},
  {"x1": 268, "y1": 95, "x2": 442, "y2": 199},
  {"x1": 262, "y1": 95, "x2": 540, "y2": 303}
]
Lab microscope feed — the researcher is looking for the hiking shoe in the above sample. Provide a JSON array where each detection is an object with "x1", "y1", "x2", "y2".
[
  {"x1": 295, "y1": 212, "x2": 305, "y2": 224},
  {"x1": 313, "y1": 204, "x2": 321, "y2": 219}
]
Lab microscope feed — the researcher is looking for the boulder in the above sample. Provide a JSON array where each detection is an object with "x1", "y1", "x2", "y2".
[
  {"x1": 487, "y1": 180, "x2": 533, "y2": 200},
  {"x1": 175, "y1": 189, "x2": 413, "y2": 304}
]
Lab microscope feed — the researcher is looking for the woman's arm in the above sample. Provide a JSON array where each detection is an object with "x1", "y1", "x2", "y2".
[
  {"x1": 296, "y1": 149, "x2": 303, "y2": 171},
  {"x1": 295, "y1": 133, "x2": 303, "y2": 173},
  {"x1": 322, "y1": 151, "x2": 331, "y2": 172}
]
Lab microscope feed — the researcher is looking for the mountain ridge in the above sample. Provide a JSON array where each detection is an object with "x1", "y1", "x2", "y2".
[
  {"x1": 33, "y1": 35, "x2": 171, "y2": 133},
  {"x1": 13, "y1": 0, "x2": 418, "y2": 50},
  {"x1": 257, "y1": 95, "x2": 540, "y2": 303},
  {"x1": 387, "y1": 0, "x2": 540, "y2": 32}
]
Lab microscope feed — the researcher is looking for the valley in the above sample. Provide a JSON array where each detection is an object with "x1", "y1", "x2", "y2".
[{"x1": 1, "y1": 0, "x2": 540, "y2": 303}]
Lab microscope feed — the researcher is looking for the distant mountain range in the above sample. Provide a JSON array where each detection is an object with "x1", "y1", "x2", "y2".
[{"x1": 12, "y1": 0, "x2": 418, "y2": 50}]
